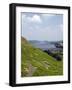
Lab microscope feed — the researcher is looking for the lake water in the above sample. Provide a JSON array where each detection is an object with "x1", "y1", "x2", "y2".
[{"x1": 29, "y1": 41, "x2": 56, "y2": 50}]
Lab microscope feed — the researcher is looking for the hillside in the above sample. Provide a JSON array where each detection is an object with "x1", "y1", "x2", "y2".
[{"x1": 21, "y1": 37, "x2": 63, "y2": 77}]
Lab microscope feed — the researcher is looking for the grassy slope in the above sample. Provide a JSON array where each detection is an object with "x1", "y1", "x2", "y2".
[{"x1": 21, "y1": 37, "x2": 63, "y2": 77}]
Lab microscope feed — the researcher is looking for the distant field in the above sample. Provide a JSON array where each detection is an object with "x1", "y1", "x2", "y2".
[{"x1": 21, "y1": 37, "x2": 63, "y2": 77}]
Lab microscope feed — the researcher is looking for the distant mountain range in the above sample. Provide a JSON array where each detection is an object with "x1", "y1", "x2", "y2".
[
  {"x1": 29, "y1": 40, "x2": 63, "y2": 50},
  {"x1": 29, "y1": 40, "x2": 63, "y2": 43}
]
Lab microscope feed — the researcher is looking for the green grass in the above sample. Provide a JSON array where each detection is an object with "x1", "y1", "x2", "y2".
[{"x1": 21, "y1": 37, "x2": 63, "y2": 77}]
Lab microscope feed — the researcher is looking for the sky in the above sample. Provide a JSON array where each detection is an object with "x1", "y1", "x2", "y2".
[{"x1": 21, "y1": 12, "x2": 63, "y2": 41}]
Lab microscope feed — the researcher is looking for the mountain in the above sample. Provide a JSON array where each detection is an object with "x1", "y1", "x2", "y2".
[{"x1": 21, "y1": 37, "x2": 63, "y2": 77}]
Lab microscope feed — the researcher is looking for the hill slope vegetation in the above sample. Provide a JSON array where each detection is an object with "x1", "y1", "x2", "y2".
[{"x1": 21, "y1": 37, "x2": 63, "y2": 77}]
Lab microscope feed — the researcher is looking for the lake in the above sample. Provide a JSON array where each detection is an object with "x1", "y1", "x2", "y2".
[{"x1": 29, "y1": 41, "x2": 56, "y2": 50}]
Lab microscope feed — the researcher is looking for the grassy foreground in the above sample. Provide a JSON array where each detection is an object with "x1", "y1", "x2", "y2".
[{"x1": 21, "y1": 37, "x2": 63, "y2": 77}]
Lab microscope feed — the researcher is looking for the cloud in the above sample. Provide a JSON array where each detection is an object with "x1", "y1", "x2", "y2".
[
  {"x1": 42, "y1": 14, "x2": 56, "y2": 19},
  {"x1": 59, "y1": 24, "x2": 63, "y2": 32},
  {"x1": 27, "y1": 15, "x2": 42, "y2": 23},
  {"x1": 22, "y1": 14, "x2": 26, "y2": 20},
  {"x1": 22, "y1": 13, "x2": 63, "y2": 41}
]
